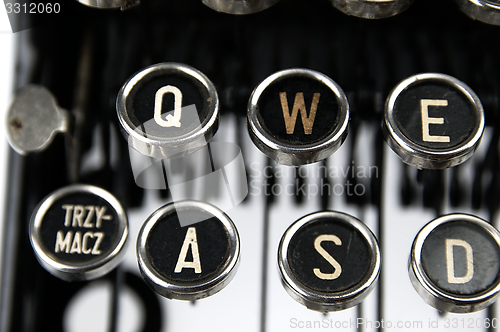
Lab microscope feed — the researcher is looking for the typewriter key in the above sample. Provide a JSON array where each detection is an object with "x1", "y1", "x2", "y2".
[
  {"x1": 455, "y1": 0, "x2": 500, "y2": 26},
  {"x1": 201, "y1": 0, "x2": 280, "y2": 14},
  {"x1": 331, "y1": 0, "x2": 414, "y2": 19},
  {"x1": 383, "y1": 73, "x2": 484, "y2": 169},
  {"x1": 6, "y1": 85, "x2": 71, "y2": 156},
  {"x1": 137, "y1": 201, "x2": 240, "y2": 300},
  {"x1": 409, "y1": 214, "x2": 500, "y2": 313},
  {"x1": 29, "y1": 185, "x2": 129, "y2": 281},
  {"x1": 75, "y1": 0, "x2": 139, "y2": 10},
  {"x1": 247, "y1": 69, "x2": 349, "y2": 166},
  {"x1": 116, "y1": 63, "x2": 219, "y2": 159},
  {"x1": 278, "y1": 211, "x2": 380, "y2": 312}
]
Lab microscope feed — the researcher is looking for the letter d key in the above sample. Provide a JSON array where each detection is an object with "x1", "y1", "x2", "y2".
[{"x1": 409, "y1": 213, "x2": 500, "y2": 313}]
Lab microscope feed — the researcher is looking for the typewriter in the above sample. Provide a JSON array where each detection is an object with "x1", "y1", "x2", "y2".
[{"x1": 1, "y1": 0, "x2": 500, "y2": 331}]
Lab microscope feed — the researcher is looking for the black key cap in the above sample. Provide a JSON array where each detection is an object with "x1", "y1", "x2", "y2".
[
  {"x1": 136, "y1": 200, "x2": 240, "y2": 300},
  {"x1": 201, "y1": 0, "x2": 280, "y2": 14},
  {"x1": 331, "y1": 0, "x2": 414, "y2": 19},
  {"x1": 247, "y1": 68, "x2": 349, "y2": 166},
  {"x1": 116, "y1": 62, "x2": 220, "y2": 159},
  {"x1": 455, "y1": 0, "x2": 500, "y2": 26},
  {"x1": 409, "y1": 213, "x2": 500, "y2": 313},
  {"x1": 76, "y1": 0, "x2": 139, "y2": 10},
  {"x1": 383, "y1": 73, "x2": 484, "y2": 169},
  {"x1": 29, "y1": 184, "x2": 129, "y2": 281},
  {"x1": 278, "y1": 211, "x2": 380, "y2": 312}
]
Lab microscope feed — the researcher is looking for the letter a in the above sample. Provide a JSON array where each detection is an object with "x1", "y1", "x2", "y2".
[
  {"x1": 174, "y1": 227, "x2": 202, "y2": 273},
  {"x1": 313, "y1": 234, "x2": 342, "y2": 280},
  {"x1": 446, "y1": 238, "x2": 474, "y2": 284}
]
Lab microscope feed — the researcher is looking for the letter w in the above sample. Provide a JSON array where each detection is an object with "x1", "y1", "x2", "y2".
[{"x1": 280, "y1": 92, "x2": 320, "y2": 135}]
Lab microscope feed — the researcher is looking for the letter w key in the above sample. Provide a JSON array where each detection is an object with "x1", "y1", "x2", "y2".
[{"x1": 280, "y1": 92, "x2": 320, "y2": 135}]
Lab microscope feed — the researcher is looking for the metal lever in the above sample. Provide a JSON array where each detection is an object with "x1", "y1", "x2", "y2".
[{"x1": 6, "y1": 85, "x2": 71, "y2": 155}]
